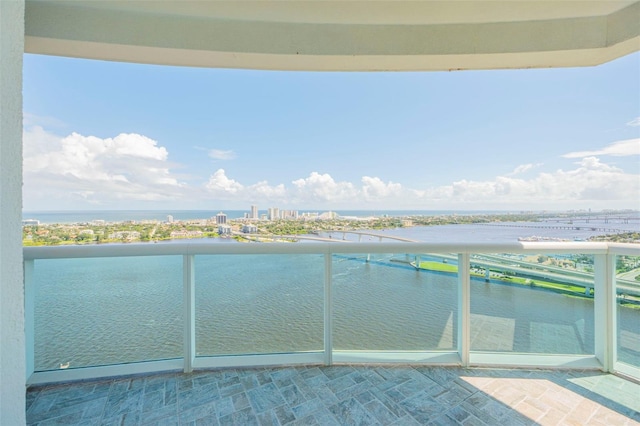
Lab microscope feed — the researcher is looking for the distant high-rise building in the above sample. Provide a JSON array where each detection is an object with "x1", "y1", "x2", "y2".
[
  {"x1": 251, "y1": 205, "x2": 258, "y2": 219},
  {"x1": 281, "y1": 210, "x2": 299, "y2": 220},
  {"x1": 167, "y1": 215, "x2": 174, "y2": 223},
  {"x1": 268, "y1": 207, "x2": 280, "y2": 220},
  {"x1": 216, "y1": 212, "x2": 227, "y2": 224}
]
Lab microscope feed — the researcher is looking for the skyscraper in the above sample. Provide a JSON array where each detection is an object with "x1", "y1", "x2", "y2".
[
  {"x1": 216, "y1": 212, "x2": 227, "y2": 224},
  {"x1": 251, "y1": 205, "x2": 258, "y2": 219}
]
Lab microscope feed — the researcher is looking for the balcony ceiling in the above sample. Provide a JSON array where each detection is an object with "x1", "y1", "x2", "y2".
[{"x1": 25, "y1": 0, "x2": 640, "y2": 71}]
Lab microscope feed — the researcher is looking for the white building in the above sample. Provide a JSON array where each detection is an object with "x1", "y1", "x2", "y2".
[
  {"x1": 281, "y1": 210, "x2": 299, "y2": 220},
  {"x1": 216, "y1": 212, "x2": 227, "y2": 225},
  {"x1": 218, "y1": 225, "x2": 232, "y2": 235},
  {"x1": 268, "y1": 207, "x2": 280, "y2": 221},
  {"x1": 2, "y1": 2, "x2": 638, "y2": 423},
  {"x1": 250, "y1": 205, "x2": 258, "y2": 219},
  {"x1": 242, "y1": 224, "x2": 258, "y2": 234}
]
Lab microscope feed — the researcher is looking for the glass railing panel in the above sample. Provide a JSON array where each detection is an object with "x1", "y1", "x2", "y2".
[
  {"x1": 195, "y1": 254, "x2": 324, "y2": 356},
  {"x1": 333, "y1": 253, "x2": 458, "y2": 351},
  {"x1": 470, "y1": 253, "x2": 594, "y2": 355},
  {"x1": 616, "y1": 255, "x2": 640, "y2": 369},
  {"x1": 34, "y1": 256, "x2": 182, "y2": 371}
]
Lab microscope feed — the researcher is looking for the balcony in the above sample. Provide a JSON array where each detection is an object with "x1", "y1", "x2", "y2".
[{"x1": 23, "y1": 241, "x2": 640, "y2": 423}]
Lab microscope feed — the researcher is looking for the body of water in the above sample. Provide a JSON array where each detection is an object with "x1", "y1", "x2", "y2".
[{"x1": 31, "y1": 221, "x2": 640, "y2": 372}]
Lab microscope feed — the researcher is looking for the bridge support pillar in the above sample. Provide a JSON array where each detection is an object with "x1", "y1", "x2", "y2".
[
  {"x1": 366, "y1": 253, "x2": 370, "y2": 263},
  {"x1": 415, "y1": 255, "x2": 421, "y2": 270},
  {"x1": 485, "y1": 268, "x2": 490, "y2": 282}
]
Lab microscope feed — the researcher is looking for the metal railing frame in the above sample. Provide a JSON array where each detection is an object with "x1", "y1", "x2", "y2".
[{"x1": 23, "y1": 241, "x2": 640, "y2": 385}]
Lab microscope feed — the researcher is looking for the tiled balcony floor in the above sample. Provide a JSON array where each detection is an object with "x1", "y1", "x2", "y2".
[{"x1": 26, "y1": 365, "x2": 640, "y2": 425}]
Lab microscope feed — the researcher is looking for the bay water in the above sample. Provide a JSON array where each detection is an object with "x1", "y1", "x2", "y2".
[{"x1": 30, "y1": 214, "x2": 640, "y2": 371}]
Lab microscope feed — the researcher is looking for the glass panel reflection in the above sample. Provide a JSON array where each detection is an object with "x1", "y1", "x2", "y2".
[
  {"x1": 333, "y1": 253, "x2": 458, "y2": 351},
  {"x1": 470, "y1": 253, "x2": 594, "y2": 354},
  {"x1": 195, "y1": 254, "x2": 324, "y2": 356},
  {"x1": 34, "y1": 256, "x2": 182, "y2": 371}
]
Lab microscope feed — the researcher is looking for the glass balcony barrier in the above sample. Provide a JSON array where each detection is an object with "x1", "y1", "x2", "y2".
[
  {"x1": 23, "y1": 242, "x2": 640, "y2": 385},
  {"x1": 614, "y1": 252, "x2": 640, "y2": 378}
]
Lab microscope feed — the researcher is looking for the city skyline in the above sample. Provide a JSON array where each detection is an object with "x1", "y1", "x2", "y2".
[{"x1": 23, "y1": 52, "x2": 640, "y2": 211}]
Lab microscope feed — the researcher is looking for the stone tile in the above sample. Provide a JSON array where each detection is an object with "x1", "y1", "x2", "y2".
[
  {"x1": 328, "y1": 397, "x2": 378, "y2": 425},
  {"x1": 274, "y1": 404, "x2": 296, "y2": 424},
  {"x1": 231, "y1": 391, "x2": 250, "y2": 411},
  {"x1": 291, "y1": 397, "x2": 326, "y2": 419},
  {"x1": 364, "y1": 398, "x2": 401, "y2": 424},
  {"x1": 178, "y1": 382, "x2": 221, "y2": 412},
  {"x1": 219, "y1": 406, "x2": 260, "y2": 426},
  {"x1": 391, "y1": 415, "x2": 423, "y2": 425},
  {"x1": 178, "y1": 401, "x2": 217, "y2": 424},
  {"x1": 140, "y1": 403, "x2": 178, "y2": 425},
  {"x1": 257, "y1": 409, "x2": 280, "y2": 426},
  {"x1": 214, "y1": 397, "x2": 235, "y2": 419},
  {"x1": 102, "y1": 388, "x2": 144, "y2": 420},
  {"x1": 399, "y1": 393, "x2": 446, "y2": 424},
  {"x1": 24, "y1": 366, "x2": 640, "y2": 426},
  {"x1": 246, "y1": 382, "x2": 286, "y2": 414},
  {"x1": 326, "y1": 374, "x2": 357, "y2": 395},
  {"x1": 280, "y1": 383, "x2": 308, "y2": 407}
]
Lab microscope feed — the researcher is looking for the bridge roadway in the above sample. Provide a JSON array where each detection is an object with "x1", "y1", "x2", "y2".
[
  {"x1": 321, "y1": 230, "x2": 418, "y2": 243},
  {"x1": 233, "y1": 232, "x2": 349, "y2": 243},
  {"x1": 425, "y1": 253, "x2": 640, "y2": 297},
  {"x1": 544, "y1": 216, "x2": 639, "y2": 224},
  {"x1": 476, "y1": 223, "x2": 631, "y2": 234},
  {"x1": 234, "y1": 230, "x2": 639, "y2": 297}
]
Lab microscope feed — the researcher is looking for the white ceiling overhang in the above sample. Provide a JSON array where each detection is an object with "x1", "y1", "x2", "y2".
[{"x1": 24, "y1": 0, "x2": 640, "y2": 71}]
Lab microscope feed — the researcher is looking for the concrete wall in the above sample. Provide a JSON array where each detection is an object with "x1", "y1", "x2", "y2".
[{"x1": 0, "y1": 0, "x2": 26, "y2": 424}]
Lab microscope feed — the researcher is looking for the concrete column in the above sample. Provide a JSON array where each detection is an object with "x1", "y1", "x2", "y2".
[{"x1": 0, "y1": 1, "x2": 26, "y2": 424}]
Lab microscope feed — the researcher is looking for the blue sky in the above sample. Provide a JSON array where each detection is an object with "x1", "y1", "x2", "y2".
[{"x1": 23, "y1": 52, "x2": 639, "y2": 211}]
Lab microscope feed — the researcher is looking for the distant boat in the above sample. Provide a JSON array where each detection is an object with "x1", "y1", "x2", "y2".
[{"x1": 59, "y1": 362, "x2": 70, "y2": 369}]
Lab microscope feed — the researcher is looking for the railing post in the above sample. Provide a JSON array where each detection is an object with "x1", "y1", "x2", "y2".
[
  {"x1": 324, "y1": 252, "x2": 333, "y2": 366},
  {"x1": 24, "y1": 260, "x2": 35, "y2": 380},
  {"x1": 594, "y1": 253, "x2": 616, "y2": 372},
  {"x1": 458, "y1": 253, "x2": 470, "y2": 367},
  {"x1": 183, "y1": 255, "x2": 195, "y2": 373}
]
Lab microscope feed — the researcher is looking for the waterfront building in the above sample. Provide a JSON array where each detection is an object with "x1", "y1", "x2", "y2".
[
  {"x1": 267, "y1": 207, "x2": 280, "y2": 221},
  {"x1": 242, "y1": 224, "x2": 258, "y2": 234},
  {"x1": 218, "y1": 224, "x2": 232, "y2": 235},
  {"x1": 250, "y1": 205, "x2": 258, "y2": 219},
  {"x1": 281, "y1": 209, "x2": 299, "y2": 220},
  {"x1": 215, "y1": 212, "x2": 227, "y2": 225},
  {"x1": 3, "y1": 2, "x2": 639, "y2": 424},
  {"x1": 22, "y1": 219, "x2": 39, "y2": 226},
  {"x1": 166, "y1": 215, "x2": 174, "y2": 223}
]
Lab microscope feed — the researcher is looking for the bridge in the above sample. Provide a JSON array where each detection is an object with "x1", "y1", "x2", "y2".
[
  {"x1": 319, "y1": 230, "x2": 418, "y2": 243},
  {"x1": 421, "y1": 253, "x2": 640, "y2": 298},
  {"x1": 232, "y1": 232, "x2": 349, "y2": 243},
  {"x1": 543, "y1": 216, "x2": 639, "y2": 225},
  {"x1": 476, "y1": 223, "x2": 633, "y2": 234}
]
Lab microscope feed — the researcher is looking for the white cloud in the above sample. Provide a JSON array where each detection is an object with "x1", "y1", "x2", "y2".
[
  {"x1": 627, "y1": 117, "x2": 640, "y2": 127},
  {"x1": 361, "y1": 176, "x2": 402, "y2": 200},
  {"x1": 23, "y1": 127, "x2": 185, "y2": 208},
  {"x1": 23, "y1": 125, "x2": 639, "y2": 210},
  {"x1": 204, "y1": 169, "x2": 244, "y2": 195},
  {"x1": 424, "y1": 156, "x2": 638, "y2": 207},
  {"x1": 208, "y1": 149, "x2": 237, "y2": 160},
  {"x1": 507, "y1": 163, "x2": 542, "y2": 176},
  {"x1": 563, "y1": 138, "x2": 640, "y2": 158},
  {"x1": 291, "y1": 172, "x2": 358, "y2": 203}
]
